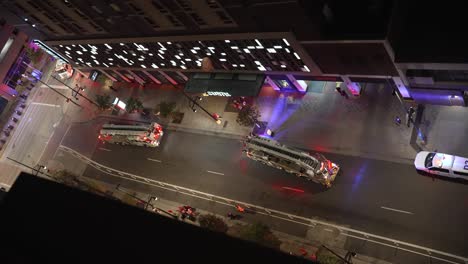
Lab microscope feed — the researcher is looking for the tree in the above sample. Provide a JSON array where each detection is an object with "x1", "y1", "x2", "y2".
[
  {"x1": 95, "y1": 94, "x2": 112, "y2": 110},
  {"x1": 157, "y1": 101, "x2": 176, "y2": 118},
  {"x1": 198, "y1": 214, "x2": 229, "y2": 233},
  {"x1": 236, "y1": 105, "x2": 261, "y2": 127},
  {"x1": 238, "y1": 222, "x2": 281, "y2": 249},
  {"x1": 126, "y1": 97, "x2": 143, "y2": 113}
]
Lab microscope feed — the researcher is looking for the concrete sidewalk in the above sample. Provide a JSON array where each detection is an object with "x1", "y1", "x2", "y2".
[{"x1": 88, "y1": 177, "x2": 391, "y2": 264}]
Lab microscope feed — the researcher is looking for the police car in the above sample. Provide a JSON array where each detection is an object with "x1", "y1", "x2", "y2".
[{"x1": 414, "y1": 151, "x2": 468, "y2": 180}]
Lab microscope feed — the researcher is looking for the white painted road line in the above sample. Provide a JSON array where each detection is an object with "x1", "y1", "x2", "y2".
[
  {"x1": 147, "y1": 158, "x2": 162, "y2": 163},
  {"x1": 98, "y1": 147, "x2": 111, "y2": 152},
  {"x1": 207, "y1": 170, "x2": 224, "y2": 176},
  {"x1": 31, "y1": 102, "x2": 61, "y2": 108},
  {"x1": 381, "y1": 206, "x2": 414, "y2": 215}
]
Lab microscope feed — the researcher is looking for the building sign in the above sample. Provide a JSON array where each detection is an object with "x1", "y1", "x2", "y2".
[
  {"x1": 90, "y1": 70, "x2": 100, "y2": 81},
  {"x1": 206, "y1": 91, "x2": 231, "y2": 97}
]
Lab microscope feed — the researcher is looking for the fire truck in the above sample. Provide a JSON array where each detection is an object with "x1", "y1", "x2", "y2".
[
  {"x1": 242, "y1": 135, "x2": 340, "y2": 187},
  {"x1": 98, "y1": 122, "x2": 163, "y2": 147}
]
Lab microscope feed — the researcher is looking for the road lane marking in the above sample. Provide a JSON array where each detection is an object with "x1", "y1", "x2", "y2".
[
  {"x1": 98, "y1": 147, "x2": 111, "y2": 152},
  {"x1": 381, "y1": 206, "x2": 414, "y2": 215},
  {"x1": 147, "y1": 158, "x2": 162, "y2": 163},
  {"x1": 207, "y1": 170, "x2": 224, "y2": 176},
  {"x1": 31, "y1": 102, "x2": 61, "y2": 107},
  {"x1": 59, "y1": 145, "x2": 467, "y2": 264}
]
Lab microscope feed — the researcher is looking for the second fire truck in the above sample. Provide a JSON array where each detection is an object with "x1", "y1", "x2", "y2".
[
  {"x1": 242, "y1": 135, "x2": 340, "y2": 188},
  {"x1": 98, "y1": 122, "x2": 163, "y2": 147}
]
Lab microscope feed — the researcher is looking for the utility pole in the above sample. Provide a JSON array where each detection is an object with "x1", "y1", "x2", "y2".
[
  {"x1": 50, "y1": 75, "x2": 100, "y2": 108},
  {"x1": 115, "y1": 184, "x2": 177, "y2": 219}
]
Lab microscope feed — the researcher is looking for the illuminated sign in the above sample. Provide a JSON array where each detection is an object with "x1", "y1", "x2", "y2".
[
  {"x1": 117, "y1": 100, "x2": 126, "y2": 110},
  {"x1": 207, "y1": 91, "x2": 231, "y2": 97},
  {"x1": 90, "y1": 70, "x2": 100, "y2": 81}
]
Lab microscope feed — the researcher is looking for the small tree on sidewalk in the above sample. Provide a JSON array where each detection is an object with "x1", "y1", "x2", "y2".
[
  {"x1": 156, "y1": 101, "x2": 177, "y2": 118},
  {"x1": 237, "y1": 222, "x2": 281, "y2": 249},
  {"x1": 236, "y1": 105, "x2": 261, "y2": 127},
  {"x1": 95, "y1": 94, "x2": 112, "y2": 110},
  {"x1": 126, "y1": 97, "x2": 144, "y2": 113},
  {"x1": 198, "y1": 214, "x2": 229, "y2": 233}
]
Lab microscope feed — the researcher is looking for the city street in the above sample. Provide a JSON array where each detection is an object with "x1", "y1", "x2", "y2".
[{"x1": 58, "y1": 121, "x2": 468, "y2": 256}]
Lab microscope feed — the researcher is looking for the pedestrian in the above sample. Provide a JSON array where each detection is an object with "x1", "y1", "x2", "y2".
[{"x1": 236, "y1": 205, "x2": 245, "y2": 213}]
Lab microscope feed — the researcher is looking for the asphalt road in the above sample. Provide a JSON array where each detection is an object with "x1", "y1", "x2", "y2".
[{"x1": 68, "y1": 126, "x2": 468, "y2": 256}]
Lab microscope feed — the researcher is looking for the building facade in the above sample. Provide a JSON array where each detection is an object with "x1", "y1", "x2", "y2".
[{"x1": 2, "y1": 0, "x2": 467, "y2": 106}]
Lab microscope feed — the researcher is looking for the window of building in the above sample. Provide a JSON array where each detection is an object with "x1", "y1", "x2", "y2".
[
  {"x1": 189, "y1": 13, "x2": 206, "y2": 25},
  {"x1": 91, "y1": 5, "x2": 103, "y2": 14},
  {"x1": 143, "y1": 17, "x2": 159, "y2": 27},
  {"x1": 151, "y1": 0, "x2": 168, "y2": 13},
  {"x1": 75, "y1": 9, "x2": 88, "y2": 19},
  {"x1": 175, "y1": 0, "x2": 192, "y2": 11},
  {"x1": 166, "y1": 15, "x2": 182, "y2": 27},
  {"x1": 206, "y1": 0, "x2": 219, "y2": 8}
]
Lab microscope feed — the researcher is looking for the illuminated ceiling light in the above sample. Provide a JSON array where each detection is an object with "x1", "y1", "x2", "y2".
[
  {"x1": 219, "y1": 58, "x2": 226, "y2": 62},
  {"x1": 158, "y1": 42, "x2": 166, "y2": 50},
  {"x1": 105, "y1": 43, "x2": 112, "y2": 49},
  {"x1": 273, "y1": 46, "x2": 282, "y2": 49},
  {"x1": 180, "y1": 60, "x2": 185, "y2": 65},
  {"x1": 149, "y1": 53, "x2": 153, "y2": 56},
  {"x1": 280, "y1": 64, "x2": 287, "y2": 68},
  {"x1": 257, "y1": 65, "x2": 266, "y2": 71},
  {"x1": 243, "y1": 49, "x2": 250, "y2": 53},
  {"x1": 161, "y1": 63, "x2": 165, "y2": 66},
  {"x1": 240, "y1": 64, "x2": 245, "y2": 67},
  {"x1": 72, "y1": 44, "x2": 76, "y2": 47},
  {"x1": 103, "y1": 63, "x2": 109, "y2": 67},
  {"x1": 285, "y1": 48, "x2": 290, "y2": 53},
  {"x1": 138, "y1": 58, "x2": 144, "y2": 61},
  {"x1": 109, "y1": 62, "x2": 113, "y2": 65},
  {"x1": 303, "y1": 65, "x2": 310, "y2": 72},
  {"x1": 225, "y1": 40, "x2": 231, "y2": 43},
  {"x1": 24, "y1": 18, "x2": 28, "y2": 21},
  {"x1": 66, "y1": 46, "x2": 71, "y2": 50},
  {"x1": 208, "y1": 47, "x2": 215, "y2": 50},
  {"x1": 247, "y1": 46, "x2": 255, "y2": 49},
  {"x1": 175, "y1": 55, "x2": 181, "y2": 59},
  {"x1": 283, "y1": 38, "x2": 290, "y2": 46},
  {"x1": 294, "y1": 52, "x2": 301, "y2": 60},
  {"x1": 158, "y1": 50, "x2": 165, "y2": 54},
  {"x1": 232, "y1": 64, "x2": 237, "y2": 67},
  {"x1": 123, "y1": 50, "x2": 128, "y2": 54},
  {"x1": 193, "y1": 47, "x2": 201, "y2": 50},
  {"x1": 180, "y1": 65, "x2": 186, "y2": 69},
  {"x1": 185, "y1": 58, "x2": 191, "y2": 61},
  {"x1": 59, "y1": 45, "x2": 63, "y2": 47},
  {"x1": 141, "y1": 65, "x2": 147, "y2": 68},
  {"x1": 78, "y1": 58, "x2": 83, "y2": 61},
  {"x1": 231, "y1": 46, "x2": 239, "y2": 49},
  {"x1": 170, "y1": 60, "x2": 176, "y2": 65},
  {"x1": 91, "y1": 55, "x2": 96, "y2": 59},
  {"x1": 256, "y1": 46, "x2": 264, "y2": 49},
  {"x1": 179, "y1": 53, "x2": 184, "y2": 56},
  {"x1": 267, "y1": 48, "x2": 276, "y2": 53},
  {"x1": 94, "y1": 60, "x2": 100, "y2": 65},
  {"x1": 108, "y1": 58, "x2": 113, "y2": 60},
  {"x1": 167, "y1": 42, "x2": 172, "y2": 44},
  {"x1": 120, "y1": 43, "x2": 125, "y2": 46},
  {"x1": 206, "y1": 52, "x2": 211, "y2": 56},
  {"x1": 65, "y1": 50, "x2": 70, "y2": 54},
  {"x1": 191, "y1": 50, "x2": 197, "y2": 54},
  {"x1": 151, "y1": 63, "x2": 158, "y2": 68},
  {"x1": 255, "y1": 39, "x2": 263, "y2": 46},
  {"x1": 32, "y1": 24, "x2": 36, "y2": 27},
  {"x1": 221, "y1": 52, "x2": 226, "y2": 56},
  {"x1": 254, "y1": 61, "x2": 261, "y2": 65},
  {"x1": 76, "y1": 51, "x2": 83, "y2": 55},
  {"x1": 158, "y1": 54, "x2": 164, "y2": 59}
]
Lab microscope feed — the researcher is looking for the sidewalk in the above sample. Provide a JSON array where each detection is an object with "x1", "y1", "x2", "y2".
[{"x1": 87, "y1": 177, "x2": 391, "y2": 264}]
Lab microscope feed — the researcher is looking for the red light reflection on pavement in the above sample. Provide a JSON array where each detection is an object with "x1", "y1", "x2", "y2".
[{"x1": 281, "y1": 186, "x2": 305, "y2": 193}]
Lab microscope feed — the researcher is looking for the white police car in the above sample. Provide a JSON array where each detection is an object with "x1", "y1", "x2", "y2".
[{"x1": 414, "y1": 151, "x2": 468, "y2": 180}]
